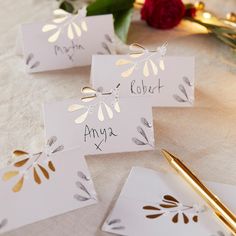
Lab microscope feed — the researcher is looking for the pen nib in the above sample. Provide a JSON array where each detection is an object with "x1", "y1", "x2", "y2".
[{"x1": 161, "y1": 149, "x2": 176, "y2": 163}]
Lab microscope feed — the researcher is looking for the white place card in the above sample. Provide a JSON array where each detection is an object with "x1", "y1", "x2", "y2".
[
  {"x1": 102, "y1": 167, "x2": 236, "y2": 236},
  {"x1": 0, "y1": 143, "x2": 97, "y2": 234},
  {"x1": 21, "y1": 8, "x2": 115, "y2": 73},
  {"x1": 91, "y1": 53, "x2": 194, "y2": 107},
  {"x1": 43, "y1": 89, "x2": 154, "y2": 155}
]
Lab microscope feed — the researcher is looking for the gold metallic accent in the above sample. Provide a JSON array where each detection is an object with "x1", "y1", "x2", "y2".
[
  {"x1": 2, "y1": 171, "x2": 19, "y2": 181},
  {"x1": 161, "y1": 149, "x2": 236, "y2": 236},
  {"x1": 81, "y1": 21, "x2": 88, "y2": 32},
  {"x1": 226, "y1": 12, "x2": 236, "y2": 23},
  {"x1": 81, "y1": 95, "x2": 97, "y2": 102},
  {"x1": 98, "y1": 104, "x2": 104, "y2": 121},
  {"x1": 42, "y1": 8, "x2": 87, "y2": 43},
  {"x1": 81, "y1": 87, "x2": 96, "y2": 94},
  {"x1": 68, "y1": 104, "x2": 85, "y2": 112},
  {"x1": 116, "y1": 59, "x2": 132, "y2": 66},
  {"x1": 14, "y1": 158, "x2": 30, "y2": 167},
  {"x1": 194, "y1": 1, "x2": 205, "y2": 11},
  {"x1": 38, "y1": 164, "x2": 49, "y2": 179},
  {"x1": 12, "y1": 177, "x2": 24, "y2": 192},
  {"x1": 116, "y1": 43, "x2": 167, "y2": 78},
  {"x1": 202, "y1": 12, "x2": 212, "y2": 19},
  {"x1": 69, "y1": 85, "x2": 121, "y2": 124},
  {"x1": 159, "y1": 59, "x2": 165, "y2": 71},
  {"x1": 3, "y1": 137, "x2": 62, "y2": 192},
  {"x1": 33, "y1": 167, "x2": 41, "y2": 185},
  {"x1": 13, "y1": 150, "x2": 29, "y2": 157},
  {"x1": 143, "y1": 194, "x2": 201, "y2": 223},
  {"x1": 48, "y1": 161, "x2": 56, "y2": 172},
  {"x1": 114, "y1": 101, "x2": 120, "y2": 113},
  {"x1": 75, "y1": 110, "x2": 89, "y2": 124},
  {"x1": 134, "y1": 0, "x2": 144, "y2": 9}
]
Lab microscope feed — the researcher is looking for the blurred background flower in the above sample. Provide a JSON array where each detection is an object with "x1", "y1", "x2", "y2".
[{"x1": 141, "y1": 0, "x2": 186, "y2": 29}]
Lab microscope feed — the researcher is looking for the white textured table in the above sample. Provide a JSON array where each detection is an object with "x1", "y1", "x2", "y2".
[{"x1": 0, "y1": 0, "x2": 236, "y2": 235}]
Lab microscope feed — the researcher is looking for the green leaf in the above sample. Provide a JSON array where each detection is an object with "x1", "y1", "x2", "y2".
[
  {"x1": 216, "y1": 34, "x2": 236, "y2": 49},
  {"x1": 86, "y1": 0, "x2": 135, "y2": 42},
  {"x1": 185, "y1": 17, "x2": 236, "y2": 50},
  {"x1": 86, "y1": 0, "x2": 134, "y2": 15},
  {"x1": 59, "y1": 1, "x2": 74, "y2": 13},
  {"x1": 114, "y1": 8, "x2": 133, "y2": 42},
  {"x1": 184, "y1": 3, "x2": 195, "y2": 10},
  {"x1": 213, "y1": 27, "x2": 236, "y2": 34},
  {"x1": 185, "y1": 17, "x2": 218, "y2": 30}
]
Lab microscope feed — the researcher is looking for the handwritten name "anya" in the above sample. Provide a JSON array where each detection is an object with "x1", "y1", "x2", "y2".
[{"x1": 84, "y1": 125, "x2": 118, "y2": 143}]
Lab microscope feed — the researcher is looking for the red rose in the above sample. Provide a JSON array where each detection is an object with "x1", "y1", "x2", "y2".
[{"x1": 141, "y1": 0, "x2": 186, "y2": 29}]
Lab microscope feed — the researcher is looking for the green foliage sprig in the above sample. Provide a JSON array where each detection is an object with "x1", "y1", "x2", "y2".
[
  {"x1": 186, "y1": 17, "x2": 236, "y2": 51},
  {"x1": 57, "y1": 0, "x2": 135, "y2": 42}
]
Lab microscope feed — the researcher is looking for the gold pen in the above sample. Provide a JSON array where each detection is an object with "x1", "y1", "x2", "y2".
[{"x1": 161, "y1": 149, "x2": 236, "y2": 235}]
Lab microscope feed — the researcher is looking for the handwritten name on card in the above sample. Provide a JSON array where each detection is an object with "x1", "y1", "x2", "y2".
[
  {"x1": 43, "y1": 95, "x2": 154, "y2": 155},
  {"x1": 130, "y1": 79, "x2": 164, "y2": 95},
  {"x1": 21, "y1": 10, "x2": 115, "y2": 73},
  {"x1": 91, "y1": 55, "x2": 194, "y2": 107},
  {"x1": 84, "y1": 125, "x2": 118, "y2": 151}
]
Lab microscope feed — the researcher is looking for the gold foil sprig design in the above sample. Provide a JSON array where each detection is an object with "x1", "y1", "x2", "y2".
[
  {"x1": 143, "y1": 194, "x2": 206, "y2": 224},
  {"x1": 116, "y1": 43, "x2": 167, "y2": 78},
  {"x1": 68, "y1": 84, "x2": 120, "y2": 124},
  {"x1": 2, "y1": 136, "x2": 64, "y2": 192},
  {"x1": 42, "y1": 7, "x2": 87, "y2": 43}
]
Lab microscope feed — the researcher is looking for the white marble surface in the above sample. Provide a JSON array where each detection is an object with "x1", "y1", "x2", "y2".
[{"x1": 0, "y1": 0, "x2": 236, "y2": 235}]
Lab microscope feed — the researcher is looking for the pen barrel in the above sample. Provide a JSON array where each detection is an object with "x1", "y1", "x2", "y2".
[{"x1": 172, "y1": 159, "x2": 236, "y2": 235}]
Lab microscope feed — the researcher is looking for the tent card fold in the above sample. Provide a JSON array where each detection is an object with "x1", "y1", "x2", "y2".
[
  {"x1": 0, "y1": 147, "x2": 97, "y2": 234},
  {"x1": 43, "y1": 97, "x2": 154, "y2": 155},
  {"x1": 91, "y1": 55, "x2": 194, "y2": 107},
  {"x1": 102, "y1": 167, "x2": 236, "y2": 236},
  {"x1": 21, "y1": 11, "x2": 115, "y2": 73}
]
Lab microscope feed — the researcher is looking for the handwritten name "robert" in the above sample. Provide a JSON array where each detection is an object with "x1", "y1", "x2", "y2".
[
  {"x1": 54, "y1": 41, "x2": 85, "y2": 61},
  {"x1": 130, "y1": 79, "x2": 164, "y2": 95}
]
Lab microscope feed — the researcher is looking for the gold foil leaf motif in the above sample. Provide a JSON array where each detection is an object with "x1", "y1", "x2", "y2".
[
  {"x1": 2, "y1": 171, "x2": 19, "y2": 181},
  {"x1": 2, "y1": 136, "x2": 64, "y2": 192},
  {"x1": 116, "y1": 42, "x2": 167, "y2": 78},
  {"x1": 13, "y1": 150, "x2": 29, "y2": 157},
  {"x1": 68, "y1": 84, "x2": 120, "y2": 124},
  {"x1": 42, "y1": 7, "x2": 87, "y2": 43},
  {"x1": 14, "y1": 158, "x2": 29, "y2": 167},
  {"x1": 143, "y1": 194, "x2": 206, "y2": 224},
  {"x1": 12, "y1": 177, "x2": 24, "y2": 192},
  {"x1": 33, "y1": 167, "x2": 41, "y2": 185}
]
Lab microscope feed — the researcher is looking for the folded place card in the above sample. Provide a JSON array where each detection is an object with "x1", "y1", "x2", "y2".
[
  {"x1": 102, "y1": 167, "x2": 236, "y2": 236},
  {"x1": 0, "y1": 141, "x2": 97, "y2": 234},
  {"x1": 21, "y1": 8, "x2": 115, "y2": 73},
  {"x1": 91, "y1": 44, "x2": 194, "y2": 107},
  {"x1": 43, "y1": 87, "x2": 154, "y2": 155}
]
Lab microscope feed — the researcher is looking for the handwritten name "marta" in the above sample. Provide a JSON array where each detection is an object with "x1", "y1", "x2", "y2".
[{"x1": 54, "y1": 41, "x2": 85, "y2": 61}]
